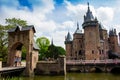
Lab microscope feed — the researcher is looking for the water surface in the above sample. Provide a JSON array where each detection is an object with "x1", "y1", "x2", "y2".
[{"x1": 2, "y1": 73, "x2": 120, "y2": 80}]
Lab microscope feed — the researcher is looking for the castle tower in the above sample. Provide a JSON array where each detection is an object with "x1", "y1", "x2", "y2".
[
  {"x1": 99, "y1": 23, "x2": 109, "y2": 59},
  {"x1": 72, "y1": 22, "x2": 85, "y2": 60},
  {"x1": 119, "y1": 32, "x2": 120, "y2": 43},
  {"x1": 65, "y1": 32, "x2": 72, "y2": 60},
  {"x1": 109, "y1": 29, "x2": 118, "y2": 52},
  {"x1": 82, "y1": 3, "x2": 100, "y2": 60}
]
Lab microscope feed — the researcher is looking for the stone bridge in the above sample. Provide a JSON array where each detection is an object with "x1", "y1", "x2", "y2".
[{"x1": 66, "y1": 59, "x2": 120, "y2": 73}]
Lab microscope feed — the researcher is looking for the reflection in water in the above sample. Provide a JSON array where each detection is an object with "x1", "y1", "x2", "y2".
[{"x1": 2, "y1": 73, "x2": 120, "y2": 80}]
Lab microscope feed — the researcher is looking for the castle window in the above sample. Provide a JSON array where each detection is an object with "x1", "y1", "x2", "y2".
[
  {"x1": 79, "y1": 50, "x2": 82, "y2": 55},
  {"x1": 92, "y1": 50, "x2": 94, "y2": 54},
  {"x1": 75, "y1": 51, "x2": 77, "y2": 54},
  {"x1": 99, "y1": 50, "x2": 101, "y2": 54},
  {"x1": 102, "y1": 50, "x2": 104, "y2": 54}
]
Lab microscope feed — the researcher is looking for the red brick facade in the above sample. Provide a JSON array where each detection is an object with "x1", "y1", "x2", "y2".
[{"x1": 65, "y1": 3, "x2": 120, "y2": 60}]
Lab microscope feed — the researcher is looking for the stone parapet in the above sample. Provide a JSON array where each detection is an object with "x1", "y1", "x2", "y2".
[{"x1": 35, "y1": 56, "x2": 66, "y2": 75}]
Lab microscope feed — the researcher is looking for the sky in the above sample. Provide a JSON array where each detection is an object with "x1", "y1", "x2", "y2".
[{"x1": 0, "y1": 0, "x2": 120, "y2": 48}]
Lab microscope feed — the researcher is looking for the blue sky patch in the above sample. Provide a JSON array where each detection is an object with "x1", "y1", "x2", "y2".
[{"x1": 18, "y1": 0, "x2": 33, "y2": 11}]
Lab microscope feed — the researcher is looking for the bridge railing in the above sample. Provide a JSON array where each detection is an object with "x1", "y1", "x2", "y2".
[{"x1": 66, "y1": 59, "x2": 120, "y2": 64}]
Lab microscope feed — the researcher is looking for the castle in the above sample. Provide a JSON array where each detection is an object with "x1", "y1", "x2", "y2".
[{"x1": 65, "y1": 3, "x2": 120, "y2": 60}]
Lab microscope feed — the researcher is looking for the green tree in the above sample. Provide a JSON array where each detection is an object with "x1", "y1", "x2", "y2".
[
  {"x1": 0, "y1": 25, "x2": 8, "y2": 61},
  {"x1": 46, "y1": 44, "x2": 57, "y2": 59},
  {"x1": 36, "y1": 37, "x2": 50, "y2": 60},
  {"x1": 21, "y1": 46, "x2": 27, "y2": 60},
  {"x1": 0, "y1": 18, "x2": 27, "y2": 62},
  {"x1": 6, "y1": 18, "x2": 27, "y2": 27},
  {"x1": 46, "y1": 44, "x2": 66, "y2": 59},
  {"x1": 56, "y1": 46, "x2": 66, "y2": 55}
]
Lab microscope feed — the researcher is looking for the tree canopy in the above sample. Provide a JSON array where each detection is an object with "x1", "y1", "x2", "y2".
[
  {"x1": 0, "y1": 25, "x2": 8, "y2": 61},
  {"x1": 6, "y1": 18, "x2": 27, "y2": 27},
  {"x1": 36, "y1": 37, "x2": 50, "y2": 60},
  {"x1": 36, "y1": 37, "x2": 66, "y2": 60},
  {"x1": 46, "y1": 44, "x2": 66, "y2": 59},
  {"x1": 0, "y1": 18, "x2": 27, "y2": 62}
]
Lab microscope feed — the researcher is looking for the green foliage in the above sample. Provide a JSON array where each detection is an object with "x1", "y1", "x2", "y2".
[
  {"x1": 46, "y1": 45, "x2": 66, "y2": 59},
  {"x1": 21, "y1": 46, "x2": 27, "y2": 60},
  {"x1": 46, "y1": 44, "x2": 58, "y2": 59},
  {"x1": 0, "y1": 18, "x2": 27, "y2": 62},
  {"x1": 36, "y1": 37, "x2": 66, "y2": 60},
  {"x1": 36, "y1": 37, "x2": 50, "y2": 60},
  {"x1": 56, "y1": 46, "x2": 66, "y2": 55},
  {"x1": 6, "y1": 18, "x2": 27, "y2": 27},
  {"x1": 0, "y1": 25, "x2": 8, "y2": 62}
]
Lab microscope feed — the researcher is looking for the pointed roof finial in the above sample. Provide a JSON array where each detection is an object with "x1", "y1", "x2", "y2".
[
  {"x1": 66, "y1": 31, "x2": 72, "y2": 41},
  {"x1": 95, "y1": 17, "x2": 98, "y2": 21},
  {"x1": 77, "y1": 22, "x2": 79, "y2": 30},
  {"x1": 83, "y1": 2, "x2": 94, "y2": 22},
  {"x1": 87, "y1": 2, "x2": 90, "y2": 11},
  {"x1": 87, "y1": 2, "x2": 89, "y2": 7}
]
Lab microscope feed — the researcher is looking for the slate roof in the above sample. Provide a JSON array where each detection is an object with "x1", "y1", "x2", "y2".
[
  {"x1": 75, "y1": 22, "x2": 82, "y2": 34},
  {"x1": 84, "y1": 3, "x2": 94, "y2": 22},
  {"x1": 99, "y1": 23, "x2": 106, "y2": 30},
  {"x1": 66, "y1": 32, "x2": 72, "y2": 41},
  {"x1": 8, "y1": 25, "x2": 36, "y2": 33},
  {"x1": 109, "y1": 29, "x2": 117, "y2": 36}
]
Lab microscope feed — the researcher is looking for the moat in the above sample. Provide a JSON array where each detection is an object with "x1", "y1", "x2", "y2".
[{"x1": 1, "y1": 73, "x2": 120, "y2": 80}]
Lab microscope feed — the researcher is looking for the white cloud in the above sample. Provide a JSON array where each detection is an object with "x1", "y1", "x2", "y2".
[
  {"x1": 64, "y1": 1, "x2": 119, "y2": 33},
  {"x1": 0, "y1": 0, "x2": 65, "y2": 48},
  {"x1": 32, "y1": 0, "x2": 55, "y2": 14},
  {"x1": 50, "y1": 30, "x2": 68, "y2": 48},
  {"x1": 65, "y1": 1, "x2": 96, "y2": 22},
  {"x1": 59, "y1": 21, "x2": 75, "y2": 30},
  {"x1": 36, "y1": 20, "x2": 57, "y2": 33},
  {"x1": 1, "y1": 0, "x2": 120, "y2": 48},
  {"x1": 96, "y1": 7, "x2": 114, "y2": 25}
]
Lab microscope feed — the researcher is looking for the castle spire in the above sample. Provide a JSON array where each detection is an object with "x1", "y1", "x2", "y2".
[
  {"x1": 84, "y1": 2, "x2": 94, "y2": 22},
  {"x1": 65, "y1": 31, "x2": 72, "y2": 44},
  {"x1": 75, "y1": 22, "x2": 82, "y2": 34},
  {"x1": 88, "y1": 2, "x2": 89, "y2": 7},
  {"x1": 66, "y1": 32, "x2": 72, "y2": 41},
  {"x1": 77, "y1": 22, "x2": 79, "y2": 30},
  {"x1": 82, "y1": 2, "x2": 98, "y2": 28},
  {"x1": 87, "y1": 2, "x2": 90, "y2": 12}
]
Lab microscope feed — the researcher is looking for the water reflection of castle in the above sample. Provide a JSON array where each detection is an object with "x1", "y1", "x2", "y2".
[{"x1": 65, "y1": 3, "x2": 120, "y2": 60}]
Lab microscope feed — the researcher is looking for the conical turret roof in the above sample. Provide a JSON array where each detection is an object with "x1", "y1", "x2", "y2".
[
  {"x1": 84, "y1": 2, "x2": 94, "y2": 22},
  {"x1": 75, "y1": 22, "x2": 82, "y2": 34},
  {"x1": 66, "y1": 32, "x2": 72, "y2": 41}
]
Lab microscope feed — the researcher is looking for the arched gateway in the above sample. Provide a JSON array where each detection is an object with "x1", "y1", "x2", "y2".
[{"x1": 7, "y1": 25, "x2": 39, "y2": 76}]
